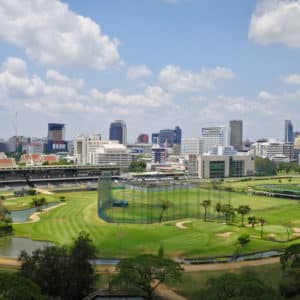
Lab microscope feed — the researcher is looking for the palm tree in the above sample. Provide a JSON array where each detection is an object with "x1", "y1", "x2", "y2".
[
  {"x1": 201, "y1": 200, "x2": 211, "y2": 221},
  {"x1": 215, "y1": 202, "x2": 222, "y2": 221},
  {"x1": 236, "y1": 205, "x2": 251, "y2": 226},
  {"x1": 248, "y1": 216, "x2": 257, "y2": 228},
  {"x1": 221, "y1": 204, "x2": 235, "y2": 225},
  {"x1": 159, "y1": 201, "x2": 170, "y2": 223},
  {"x1": 258, "y1": 218, "x2": 266, "y2": 239}
]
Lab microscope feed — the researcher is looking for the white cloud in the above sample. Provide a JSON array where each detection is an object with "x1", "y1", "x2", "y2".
[
  {"x1": 258, "y1": 90, "x2": 279, "y2": 100},
  {"x1": 0, "y1": 57, "x2": 171, "y2": 117},
  {"x1": 283, "y1": 74, "x2": 300, "y2": 85},
  {"x1": 249, "y1": 0, "x2": 300, "y2": 48},
  {"x1": 0, "y1": 0, "x2": 121, "y2": 69},
  {"x1": 127, "y1": 65, "x2": 152, "y2": 80},
  {"x1": 158, "y1": 65, "x2": 234, "y2": 92},
  {"x1": 91, "y1": 86, "x2": 171, "y2": 108},
  {"x1": 46, "y1": 69, "x2": 84, "y2": 88}
]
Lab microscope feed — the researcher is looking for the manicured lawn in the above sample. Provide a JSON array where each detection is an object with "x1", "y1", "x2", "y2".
[
  {"x1": 12, "y1": 189, "x2": 300, "y2": 258},
  {"x1": 3, "y1": 194, "x2": 60, "y2": 210}
]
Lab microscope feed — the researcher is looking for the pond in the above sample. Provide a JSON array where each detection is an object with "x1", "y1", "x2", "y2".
[
  {"x1": 10, "y1": 202, "x2": 59, "y2": 223},
  {"x1": 0, "y1": 237, "x2": 53, "y2": 258}
]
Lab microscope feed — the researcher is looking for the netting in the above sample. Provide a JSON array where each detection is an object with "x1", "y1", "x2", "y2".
[{"x1": 98, "y1": 176, "x2": 232, "y2": 224}]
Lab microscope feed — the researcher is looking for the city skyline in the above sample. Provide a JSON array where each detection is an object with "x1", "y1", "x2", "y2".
[{"x1": 1, "y1": 0, "x2": 300, "y2": 140}]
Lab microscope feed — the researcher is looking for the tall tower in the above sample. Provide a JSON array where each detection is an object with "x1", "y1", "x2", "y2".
[
  {"x1": 230, "y1": 120, "x2": 243, "y2": 151},
  {"x1": 285, "y1": 120, "x2": 294, "y2": 143},
  {"x1": 109, "y1": 120, "x2": 127, "y2": 144}
]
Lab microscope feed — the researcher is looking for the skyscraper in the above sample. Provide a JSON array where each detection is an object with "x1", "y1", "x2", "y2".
[
  {"x1": 137, "y1": 134, "x2": 149, "y2": 144},
  {"x1": 230, "y1": 120, "x2": 243, "y2": 151},
  {"x1": 174, "y1": 126, "x2": 182, "y2": 145},
  {"x1": 202, "y1": 126, "x2": 229, "y2": 153},
  {"x1": 47, "y1": 123, "x2": 67, "y2": 152},
  {"x1": 109, "y1": 120, "x2": 127, "y2": 144},
  {"x1": 285, "y1": 120, "x2": 294, "y2": 143},
  {"x1": 158, "y1": 126, "x2": 182, "y2": 147}
]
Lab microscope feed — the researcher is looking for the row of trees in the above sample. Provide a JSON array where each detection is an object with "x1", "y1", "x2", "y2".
[
  {"x1": 201, "y1": 201, "x2": 268, "y2": 239},
  {"x1": 255, "y1": 157, "x2": 300, "y2": 176}
]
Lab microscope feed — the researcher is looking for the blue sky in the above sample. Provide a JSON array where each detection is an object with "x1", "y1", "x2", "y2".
[{"x1": 0, "y1": 0, "x2": 300, "y2": 142}]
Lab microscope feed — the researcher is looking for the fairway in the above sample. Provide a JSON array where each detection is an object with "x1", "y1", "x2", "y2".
[{"x1": 11, "y1": 188, "x2": 300, "y2": 258}]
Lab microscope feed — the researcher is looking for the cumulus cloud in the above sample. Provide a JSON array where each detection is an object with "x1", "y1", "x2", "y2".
[
  {"x1": 249, "y1": 0, "x2": 300, "y2": 48},
  {"x1": 0, "y1": 57, "x2": 171, "y2": 116},
  {"x1": 283, "y1": 74, "x2": 300, "y2": 85},
  {"x1": 46, "y1": 69, "x2": 84, "y2": 88},
  {"x1": 158, "y1": 65, "x2": 234, "y2": 92},
  {"x1": 0, "y1": 0, "x2": 121, "y2": 69},
  {"x1": 258, "y1": 90, "x2": 279, "y2": 100},
  {"x1": 127, "y1": 65, "x2": 152, "y2": 80}
]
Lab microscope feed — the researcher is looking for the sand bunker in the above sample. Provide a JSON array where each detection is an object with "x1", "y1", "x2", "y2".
[
  {"x1": 175, "y1": 220, "x2": 192, "y2": 229},
  {"x1": 216, "y1": 232, "x2": 232, "y2": 238},
  {"x1": 35, "y1": 188, "x2": 54, "y2": 195}
]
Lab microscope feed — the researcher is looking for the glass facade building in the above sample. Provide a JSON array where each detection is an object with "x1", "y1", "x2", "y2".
[
  {"x1": 285, "y1": 120, "x2": 294, "y2": 143},
  {"x1": 109, "y1": 120, "x2": 127, "y2": 144}
]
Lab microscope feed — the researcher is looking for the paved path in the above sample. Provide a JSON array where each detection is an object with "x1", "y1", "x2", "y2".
[{"x1": 183, "y1": 257, "x2": 279, "y2": 272}]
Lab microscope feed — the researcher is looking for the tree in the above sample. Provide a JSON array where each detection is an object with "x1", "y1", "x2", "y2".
[
  {"x1": 68, "y1": 232, "x2": 97, "y2": 300},
  {"x1": 279, "y1": 244, "x2": 300, "y2": 297},
  {"x1": 129, "y1": 160, "x2": 147, "y2": 172},
  {"x1": 221, "y1": 204, "x2": 235, "y2": 225},
  {"x1": 236, "y1": 205, "x2": 251, "y2": 226},
  {"x1": 215, "y1": 202, "x2": 222, "y2": 220},
  {"x1": 0, "y1": 273, "x2": 45, "y2": 300},
  {"x1": 159, "y1": 201, "x2": 170, "y2": 223},
  {"x1": 255, "y1": 157, "x2": 277, "y2": 176},
  {"x1": 115, "y1": 254, "x2": 183, "y2": 300},
  {"x1": 0, "y1": 198, "x2": 12, "y2": 236},
  {"x1": 238, "y1": 234, "x2": 250, "y2": 248},
  {"x1": 248, "y1": 216, "x2": 257, "y2": 228},
  {"x1": 59, "y1": 195, "x2": 66, "y2": 202},
  {"x1": 201, "y1": 200, "x2": 211, "y2": 221},
  {"x1": 31, "y1": 197, "x2": 47, "y2": 212},
  {"x1": 19, "y1": 232, "x2": 97, "y2": 300},
  {"x1": 192, "y1": 270, "x2": 282, "y2": 300},
  {"x1": 258, "y1": 218, "x2": 266, "y2": 239}
]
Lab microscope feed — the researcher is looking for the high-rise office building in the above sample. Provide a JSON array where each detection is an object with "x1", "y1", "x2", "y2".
[
  {"x1": 174, "y1": 126, "x2": 182, "y2": 145},
  {"x1": 137, "y1": 134, "x2": 149, "y2": 144},
  {"x1": 109, "y1": 120, "x2": 127, "y2": 144},
  {"x1": 48, "y1": 123, "x2": 65, "y2": 141},
  {"x1": 285, "y1": 120, "x2": 294, "y2": 143},
  {"x1": 159, "y1": 129, "x2": 176, "y2": 147},
  {"x1": 202, "y1": 126, "x2": 229, "y2": 153},
  {"x1": 158, "y1": 126, "x2": 182, "y2": 147},
  {"x1": 47, "y1": 123, "x2": 67, "y2": 152},
  {"x1": 151, "y1": 133, "x2": 159, "y2": 144},
  {"x1": 230, "y1": 120, "x2": 243, "y2": 151}
]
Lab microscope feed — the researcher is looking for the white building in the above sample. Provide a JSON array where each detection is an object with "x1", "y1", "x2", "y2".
[
  {"x1": 90, "y1": 143, "x2": 131, "y2": 168},
  {"x1": 181, "y1": 137, "x2": 204, "y2": 155},
  {"x1": 74, "y1": 134, "x2": 119, "y2": 165},
  {"x1": 202, "y1": 126, "x2": 229, "y2": 153},
  {"x1": 186, "y1": 153, "x2": 255, "y2": 179},
  {"x1": 250, "y1": 140, "x2": 294, "y2": 162}
]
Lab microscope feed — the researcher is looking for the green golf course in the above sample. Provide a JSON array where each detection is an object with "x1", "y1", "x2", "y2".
[{"x1": 5, "y1": 182, "x2": 300, "y2": 258}]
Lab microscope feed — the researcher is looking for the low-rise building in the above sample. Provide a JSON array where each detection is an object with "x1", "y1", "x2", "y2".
[
  {"x1": 90, "y1": 143, "x2": 131, "y2": 168},
  {"x1": 186, "y1": 153, "x2": 255, "y2": 179},
  {"x1": 250, "y1": 140, "x2": 294, "y2": 162}
]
